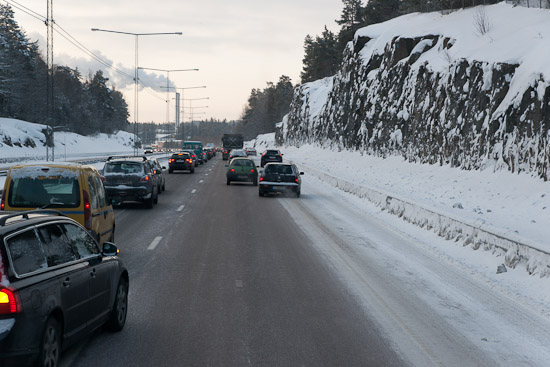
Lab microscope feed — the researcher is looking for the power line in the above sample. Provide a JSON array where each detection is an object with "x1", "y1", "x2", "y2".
[{"x1": 3, "y1": 0, "x2": 45, "y2": 22}]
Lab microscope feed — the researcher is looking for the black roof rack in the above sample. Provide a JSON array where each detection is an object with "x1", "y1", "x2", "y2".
[{"x1": 0, "y1": 209, "x2": 66, "y2": 226}]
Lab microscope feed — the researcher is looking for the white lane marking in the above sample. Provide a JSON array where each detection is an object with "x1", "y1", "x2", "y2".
[
  {"x1": 191, "y1": 189, "x2": 197, "y2": 194},
  {"x1": 147, "y1": 236, "x2": 162, "y2": 250},
  {"x1": 199, "y1": 180, "x2": 204, "y2": 183},
  {"x1": 177, "y1": 205, "x2": 185, "y2": 212}
]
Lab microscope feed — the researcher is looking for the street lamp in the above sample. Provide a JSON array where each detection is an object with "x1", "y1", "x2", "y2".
[
  {"x1": 164, "y1": 87, "x2": 207, "y2": 139},
  {"x1": 139, "y1": 67, "x2": 198, "y2": 126},
  {"x1": 90, "y1": 28, "x2": 182, "y2": 155}
]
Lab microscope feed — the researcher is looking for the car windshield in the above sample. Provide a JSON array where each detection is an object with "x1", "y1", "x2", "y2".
[
  {"x1": 184, "y1": 143, "x2": 201, "y2": 149},
  {"x1": 8, "y1": 176, "x2": 81, "y2": 208},
  {"x1": 104, "y1": 162, "x2": 144, "y2": 175}
]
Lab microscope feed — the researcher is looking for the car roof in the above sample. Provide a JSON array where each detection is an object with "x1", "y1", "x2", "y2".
[
  {"x1": 0, "y1": 210, "x2": 74, "y2": 235},
  {"x1": 107, "y1": 156, "x2": 147, "y2": 163}
]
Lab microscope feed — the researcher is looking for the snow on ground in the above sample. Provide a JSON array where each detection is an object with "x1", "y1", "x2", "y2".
[
  {"x1": 0, "y1": 118, "x2": 135, "y2": 162},
  {"x1": 249, "y1": 132, "x2": 550, "y2": 259}
]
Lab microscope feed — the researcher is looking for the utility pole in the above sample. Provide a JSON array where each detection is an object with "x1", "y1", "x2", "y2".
[{"x1": 46, "y1": 0, "x2": 54, "y2": 161}]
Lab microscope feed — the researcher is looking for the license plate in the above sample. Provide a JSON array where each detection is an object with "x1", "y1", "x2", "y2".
[
  {"x1": 238, "y1": 175, "x2": 248, "y2": 179},
  {"x1": 176, "y1": 160, "x2": 185, "y2": 162}
]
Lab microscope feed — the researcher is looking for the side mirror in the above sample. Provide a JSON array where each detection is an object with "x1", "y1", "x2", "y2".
[{"x1": 102, "y1": 242, "x2": 119, "y2": 256}]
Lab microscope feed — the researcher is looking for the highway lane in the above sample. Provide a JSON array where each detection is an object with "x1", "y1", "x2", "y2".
[{"x1": 62, "y1": 156, "x2": 406, "y2": 367}]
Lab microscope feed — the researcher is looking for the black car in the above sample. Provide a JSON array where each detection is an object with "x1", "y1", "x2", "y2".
[
  {"x1": 168, "y1": 152, "x2": 195, "y2": 174},
  {"x1": 0, "y1": 210, "x2": 128, "y2": 367},
  {"x1": 260, "y1": 149, "x2": 283, "y2": 167},
  {"x1": 150, "y1": 158, "x2": 166, "y2": 193},
  {"x1": 102, "y1": 156, "x2": 159, "y2": 208},
  {"x1": 259, "y1": 162, "x2": 303, "y2": 197}
]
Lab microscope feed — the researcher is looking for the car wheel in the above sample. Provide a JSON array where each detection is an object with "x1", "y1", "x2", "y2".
[
  {"x1": 226, "y1": 179, "x2": 231, "y2": 185},
  {"x1": 158, "y1": 185, "x2": 162, "y2": 194},
  {"x1": 162, "y1": 183, "x2": 166, "y2": 191},
  {"x1": 259, "y1": 190, "x2": 264, "y2": 197},
  {"x1": 168, "y1": 169, "x2": 173, "y2": 174},
  {"x1": 37, "y1": 317, "x2": 61, "y2": 367},
  {"x1": 296, "y1": 190, "x2": 301, "y2": 198},
  {"x1": 145, "y1": 195, "x2": 154, "y2": 209},
  {"x1": 253, "y1": 179, "x2": 258, "y2": 186},
  {"x1": 191, "y1": 168, "x2": 195, "y2": 173},
  {"x1": 153, "y1": 190, "x2": 158, "y2": 204},
  {"x1": 106, "y1": 278, "x2": 128, "y2": 332}
]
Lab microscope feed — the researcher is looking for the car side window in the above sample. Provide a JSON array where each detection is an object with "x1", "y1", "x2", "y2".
[
  {"x1": 87, "y1": 176, "x2": 99, "y2": 209},
  {"x1": 6, "y1": 228, "x2": 48, "y2": 275},
  {"x1": 63, "y1": 222, "x2": 100, "y2": 258},
  {"x1": 37, "y1": 224, "x2": 78, "y2": 266},
  {"x1": 144, "y1": 163, "x2": 151, "y2": 174}
]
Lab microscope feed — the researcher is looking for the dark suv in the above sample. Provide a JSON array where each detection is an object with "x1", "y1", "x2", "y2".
[
  {"x1": 0, "y1": 210, "x2": 128, "y2": 367},
  {"x1": 260, "y1": 149, "x2": 283, "y2": 167},
  {"x1": 102, "y1": 156, "x2": 159, "y2": 208},
  {"x1": 168, "y1": 152, "x2": 194, "y2": 174}
]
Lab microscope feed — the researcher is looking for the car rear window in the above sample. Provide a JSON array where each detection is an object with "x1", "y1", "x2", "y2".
[
  {"x1": 104, "y1": 162, "x2": 145, "y2": 175},
  {"x1": 264, "y1": 165, "x2": 294, "y2": 175},
  {"x1": 171, "y1": 153, "x2": 190, "y2": 159},
  {"x1": 8, "y1": 176, "x2": 81, "y2": 208},
  {"x1": 266, "y1": 150, "x2": 279, "y2": 154},
  {"x1": 232, "y1": 160, "x2": 254, "y2": 167}
]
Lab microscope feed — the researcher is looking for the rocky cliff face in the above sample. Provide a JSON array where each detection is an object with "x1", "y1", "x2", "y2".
[{"x1": 279, "y1": 17, "x2": 550, "y2": 181}]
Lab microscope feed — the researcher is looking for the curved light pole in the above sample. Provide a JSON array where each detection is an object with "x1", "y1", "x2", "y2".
[{"x1": 90, "y1": 28, "x2": 182, "y2": 155}]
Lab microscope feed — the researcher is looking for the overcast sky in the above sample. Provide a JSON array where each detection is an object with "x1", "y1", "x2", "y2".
[{"x1": 10, "y1": 0, "x2": 343, "y2": 123}]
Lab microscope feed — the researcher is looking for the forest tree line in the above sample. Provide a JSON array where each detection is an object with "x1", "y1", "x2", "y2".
[{"x1": 0, "y1": 5, "x2": 129, "y2": 136}]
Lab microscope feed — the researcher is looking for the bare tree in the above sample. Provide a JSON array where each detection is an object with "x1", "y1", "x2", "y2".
[{"x1": 473, "y1": 6, "x2": 493, "y2": 36}]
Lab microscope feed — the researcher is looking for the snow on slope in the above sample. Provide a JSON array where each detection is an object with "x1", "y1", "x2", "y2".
[{"x1": 355, "y1": 2, "x2": 550, "y2": 116}]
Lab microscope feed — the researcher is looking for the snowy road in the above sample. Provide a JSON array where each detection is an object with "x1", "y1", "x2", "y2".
[{"x1": 280, "y1": 173, "x2": 550, "y2": 366}]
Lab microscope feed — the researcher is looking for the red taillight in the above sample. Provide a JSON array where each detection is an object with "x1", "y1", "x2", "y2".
[
  {"x1": 0, "y1": 288, "x2": 19, "y2": 314},
  {"x1": 83, "y1": 191, "x2": 92, "y2": 230},
  {"x1": 0, "y1": 189, "x2": 5, "y2": 210},
  {"x1": 140, "y1": 176, "x2": 150, "y2": 182},
  {"x1": 100, "y1": 175, "x2": 106, "y2": 182},
  {"x1": 250, "y1": 169, "x2": 255, "y2": 173},
  {"x1": 169, "y1": 159, "x2": 174, "y2": 163},
  {"x1": 231, "y1": 169, "x2": 235, "y2": 172},
  {"x1": 260, "y1": 177, "x2": 264, "y2": 181},
  {"x1": 295, "y1": 178, "x2": 299, "y2": 183}
]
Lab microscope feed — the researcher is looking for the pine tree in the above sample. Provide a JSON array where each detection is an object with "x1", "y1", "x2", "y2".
[
  {"x1": 335, "y1": 0, "x2": 367, "y2": 53},
  {"x1": 301, "y1": 27, "x2": 339, "y2": 83},
  {"x1": 365, "y1": 0, "x2": 401, "y2": 25}
]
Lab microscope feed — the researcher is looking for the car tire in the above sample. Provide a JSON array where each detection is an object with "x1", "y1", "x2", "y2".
[
  {"x1": 259, "y1": 190, "x2": 264, "y2": 197},
  {"x1": 145, "y1": 195, "x2": 154, "y2": 209},
  {"x1": 162, "y1": 183, "x2": 166, "y2": 191},
  {"x1": 295, "y1": 190, "x2": 301, "y2": 198},
  {"x1": 153, "y1": 190, "x2": 158, "y2": 204},
  {"x1": 253, "y1": 179, "x2": 258, "y2": 186},
  {"x1": 37, "y1": 317, "x2": 61, "y2": 367},
  {"x1": 158, "y1": 185, "x2": 162, "y2": 194},
  {"x1": 109, "y1": 228, "x2": 115, "y2": 243},
  {"x1": 168, "y1": 169, "x2": 173, "y2": 174},
  {"x1": 226, "y1": 179, "x2": 231, "y2": 186},
  {"x1": 106, "y1": 278, "x2": 128, "y2": 332}
]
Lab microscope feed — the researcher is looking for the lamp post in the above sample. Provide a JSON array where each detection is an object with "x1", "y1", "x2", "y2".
[
  {"x1": 164, "y1": 87, "x2": 207, "y2": 139},
  {"x1": 139, "y1": 67, "x2": 198, "y2": 127},
  {"x1": 90, "y1": 28, "x2": 182, "y2": 155}
]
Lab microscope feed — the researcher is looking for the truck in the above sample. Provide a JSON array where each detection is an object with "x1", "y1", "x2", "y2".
[{"x1": 221, "y1": 134, "x2": 244, "y2": 160}]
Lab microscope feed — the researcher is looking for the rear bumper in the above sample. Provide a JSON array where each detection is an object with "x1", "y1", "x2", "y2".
[
  {"x1": 169, "y1": 163, "x2": 193, "y2": 171},
  {"x1": 0, "y1": 319, "x2": 39, "y2": 367},
  {"x1": 105, "y1": 186, "x2": 152, "y2": 203},
  {"x1": 259, "y1": 181, "x2": 299, "y2": 193},
  {"x1": 227, "y1": 173, "x2": 257, "y2": 182}
]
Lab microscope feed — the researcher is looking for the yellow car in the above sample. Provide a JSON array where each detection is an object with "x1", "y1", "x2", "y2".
[{"x1": 1, "y1": 163, "x2": 115, "y2": 244}]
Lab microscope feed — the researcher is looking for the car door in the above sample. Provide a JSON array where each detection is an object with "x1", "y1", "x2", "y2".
[
  {"x1": 92, "y1": 174, "x2": 114, "y2": 244},
  {"x1": 36, "y1": 223, "x2": 91, "y2": 339},
  {"x1": 63, "y1": 222, "x2": 114, "y2": 327}
]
